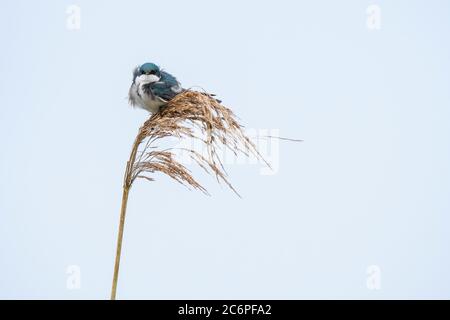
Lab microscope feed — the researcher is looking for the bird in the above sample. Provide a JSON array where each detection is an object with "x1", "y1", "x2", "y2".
[{"x1": 128, "y1": 62, "x2": 184, "y2": 114}]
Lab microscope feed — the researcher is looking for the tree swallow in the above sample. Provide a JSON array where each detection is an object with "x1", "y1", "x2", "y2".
[{"x1": 128, "y1": 62, "x2": 183, "y2": 113}]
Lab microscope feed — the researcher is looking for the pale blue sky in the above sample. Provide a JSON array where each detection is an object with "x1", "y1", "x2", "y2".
[{"x1": 1, "y1": 0, "x2": 450, "y2": 299}]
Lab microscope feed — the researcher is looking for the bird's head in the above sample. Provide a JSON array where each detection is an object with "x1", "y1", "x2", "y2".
[{"x1": 133, "y1": 62, "x2": 161, "y2": 84}]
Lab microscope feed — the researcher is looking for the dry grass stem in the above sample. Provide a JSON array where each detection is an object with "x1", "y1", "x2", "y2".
[{"x1": 111, "y1": 90, "x2": 268, "y2": 299}]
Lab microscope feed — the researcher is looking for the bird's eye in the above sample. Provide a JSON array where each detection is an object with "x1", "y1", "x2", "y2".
[{"x1": 149, "y1": 70, "x2": 156, "y2": 75}]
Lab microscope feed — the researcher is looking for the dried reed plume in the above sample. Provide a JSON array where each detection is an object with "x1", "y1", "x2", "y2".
[{"x1": 111, "y1": 90, "x2": 268, "y2": 299}]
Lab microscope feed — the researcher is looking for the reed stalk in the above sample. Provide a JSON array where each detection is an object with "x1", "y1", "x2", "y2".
[
  {"x1": 110, "y1": 90, "x2": 267, "y2": 299},
  {"x1": 110, "y1": 134, "x2": 141, "y2": 300}
]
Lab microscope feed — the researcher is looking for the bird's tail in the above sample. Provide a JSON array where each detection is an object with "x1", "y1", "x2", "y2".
[
  {"x1": 205, "y1": 92, "x2": 222, "y2": 104},
  {"x1": 183, "y1": 87, "x2": 222, "y2": 104}
]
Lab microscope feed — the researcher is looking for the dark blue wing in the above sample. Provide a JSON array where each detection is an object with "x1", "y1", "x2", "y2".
[{"x1": 151, "y1": 71, "x2": 183, "y2": 101}]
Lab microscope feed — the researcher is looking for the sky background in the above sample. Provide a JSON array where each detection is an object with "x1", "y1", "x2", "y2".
[{"x1": 1, "y1": 0, "x2": 450, "y2": 299}]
